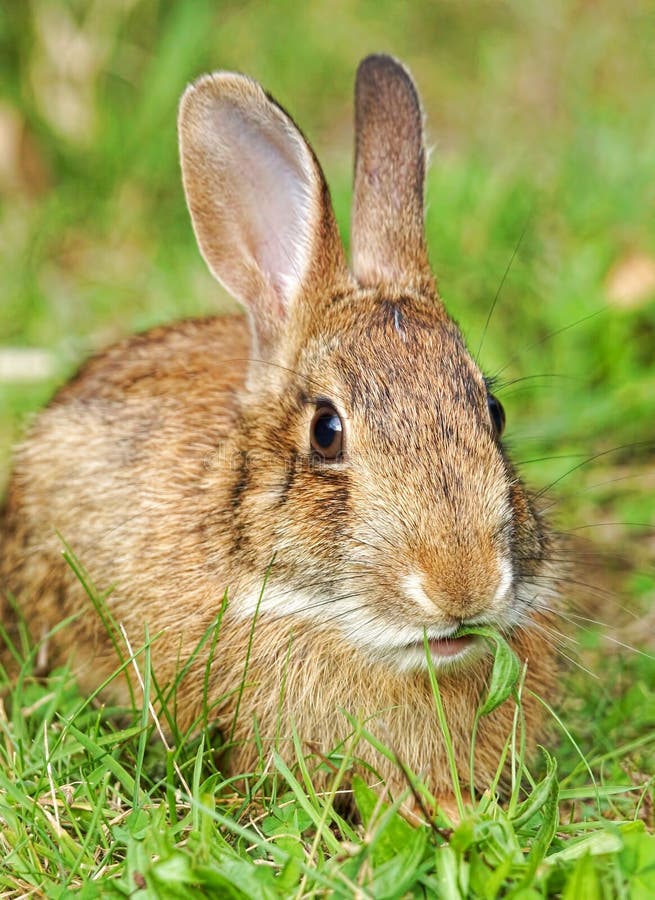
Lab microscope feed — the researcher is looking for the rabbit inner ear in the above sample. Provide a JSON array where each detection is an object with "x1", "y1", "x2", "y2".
[
  {"x1": 351, "y1": 54, "x2": 434, "y2": 293},
  {"x1": 179, "y1": 73, "x2": 345, "y2": 350},
  {"x1": 220, "y1": 108, "x2": 314, "y2": 314}
]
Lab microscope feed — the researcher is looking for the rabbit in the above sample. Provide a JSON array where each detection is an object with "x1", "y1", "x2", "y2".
[{"x1": 0, "y1": 54, "x2": 560, "y2": 814}]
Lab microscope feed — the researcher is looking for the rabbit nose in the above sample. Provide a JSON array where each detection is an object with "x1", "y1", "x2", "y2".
[{"x1": 405, "y1": 553, "x2": 512, "y2": 620}]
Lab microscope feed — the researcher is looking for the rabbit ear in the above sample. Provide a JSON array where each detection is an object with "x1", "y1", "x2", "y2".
[
  {"x1": 351, "y1": 54, "x2": 433, "y2": 292},
  {"x1": 179, "y1": 73, "x2": 347, "y2": 353}
]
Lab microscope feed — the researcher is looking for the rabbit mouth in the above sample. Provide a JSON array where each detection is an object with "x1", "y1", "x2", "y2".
[
  {"x1": 385, "y1": 633, "x2": 484, "y2": 673},
  {"x1": 425, "y1": 635, "x2": 478, "y2": 658}
]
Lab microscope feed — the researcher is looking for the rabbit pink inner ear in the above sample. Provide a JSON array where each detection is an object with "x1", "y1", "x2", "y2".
[
  {"x1": 351, "y1": 54, "x2": 434, "y2": 294},
  {"x1": 179, "y1": 73, "x2": 344, "y2": 348},
  {"x1": 225, "y1": 117, "x2": 314, "y2": 315}
]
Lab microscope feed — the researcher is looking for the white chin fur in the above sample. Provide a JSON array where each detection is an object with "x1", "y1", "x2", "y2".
[
  {"x1": 231, "y1": 555, "x2": 548, "y2": 673},
  {"x1": 374, "y1": 638, "x2": 487, "y2": 674},
  {"x1": 233, "y1": 580, "x2": 508, "y2": 672},
  {"x1": 235, "y1": 580, "x2": 464, "y2": 642}
]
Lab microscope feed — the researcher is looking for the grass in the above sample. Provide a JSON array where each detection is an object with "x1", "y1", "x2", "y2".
[
  {"x1": 1, "y1": 0, "x2": 654, "y2": 895},
  {"x1": 1, "y1": 619, "x2": 654, "y2": 896},
  {"x1": 0, "y1": 602, "x2": 649, "y2": 898}
]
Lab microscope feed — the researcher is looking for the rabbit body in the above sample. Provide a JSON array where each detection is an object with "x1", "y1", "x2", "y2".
[{"x1": 0, "y1": 56, "x2": 559, "y2": 804}]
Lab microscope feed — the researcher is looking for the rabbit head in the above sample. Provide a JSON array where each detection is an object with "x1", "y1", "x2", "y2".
[{"x1": 178, "y1": 55, "x2": 553, "y2": 674}]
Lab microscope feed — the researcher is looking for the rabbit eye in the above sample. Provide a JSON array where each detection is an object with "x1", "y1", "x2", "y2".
[
  {"x1": 487, "y1": 394, "x2": 506, "y2": 437},
  {"x1": 310, "y1": 404, "x2": 343, "y2": 460}
]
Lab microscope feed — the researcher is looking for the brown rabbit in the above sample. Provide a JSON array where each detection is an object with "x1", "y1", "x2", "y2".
[{"x1": 0, "y1": 55, "x2": 560, "y2": 811}]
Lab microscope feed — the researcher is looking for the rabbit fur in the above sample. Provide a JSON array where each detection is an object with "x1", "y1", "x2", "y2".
[{"x1": 0, "y1": 55, "x2": 560, "y2": 808}]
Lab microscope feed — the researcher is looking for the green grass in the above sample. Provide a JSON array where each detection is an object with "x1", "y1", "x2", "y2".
[
  {"x1": 1, "y1": 621, "x2": 654, "y2": 896},
  {"x1": 1, "y1": 0, "x2": 654, "y2": 895}
]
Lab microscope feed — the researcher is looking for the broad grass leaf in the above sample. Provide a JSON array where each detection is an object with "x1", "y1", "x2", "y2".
[
  {"x1": 544, "y1": 830, "x2": 623, "y2": 865},
  {"x1": 351, "y1": 774, "x2": 417, "y2": 863},
  {"x1": 435, "y1": 844, "x2": 469, "y2": 900},
  {"x1": 193, "y1": 860, "x2": 279, "y2": 899},
  {"x1": 450, "y1": 817, "x2": 475, "y2": 853},
  {"x1": 261, "y1": 801, "x2": 312, "y2": 837},
  {"x1": 351, "y1": 773, "x2": 379, "y2": 829},
  {"x1": 460, "y1": 626, "x2": 520, "y2": 716},
  {"x1": 260, "y1": 806, "x2": 308, "y2": 891},
  {"x1": 369, "y1": 828, "x2": 428, "y2": 899},
  {"x1": 511, "y1": 748, "x2": 558, "y2": 830},
  {"x1": 515, "y1": 754, "x2": 559, "y2": 889},
  {"x1": 472, "y1": 818, "x2": 524, "y2": 869},
  {"x1": 149, "y1": 850, "x2": 194, "y2": 887},
  {"x1": 468, "y1": 850, "x2": 514, "y2": 900},
  {"x1": 561, "y1": 853, "x2": 601, "y2": 900},
  {"x1": 619, "y1": 823, "x2": 655, "y2": 899},
  {"x1": 75, "y1": 882, "x2": 123, "y2": 899}
]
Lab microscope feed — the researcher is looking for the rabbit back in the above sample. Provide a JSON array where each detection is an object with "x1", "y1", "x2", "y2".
[{"x1": 0, "y1": 315, "x2": 250, "y2": 690}]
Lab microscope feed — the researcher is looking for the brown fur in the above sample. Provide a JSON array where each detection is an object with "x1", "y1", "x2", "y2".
[{"x1": 0, "y1": 55, "x2": 561, "y2": 809}]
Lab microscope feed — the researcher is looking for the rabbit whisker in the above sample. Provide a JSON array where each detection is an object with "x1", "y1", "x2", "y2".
[
  {"x1": 475, "y1": 214, "x2": 531, "y2": 363},
  {"x1": 493, "y1": 307, "x2": 605, "y2": 381},
  {"x1": 514, "y1": 618, "x2": 598, "y2": 680}
]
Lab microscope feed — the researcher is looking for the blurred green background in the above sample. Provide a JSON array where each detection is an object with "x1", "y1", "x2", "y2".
[{"x1": 0, "y1": 0, "x2": 653, "y2": 586}]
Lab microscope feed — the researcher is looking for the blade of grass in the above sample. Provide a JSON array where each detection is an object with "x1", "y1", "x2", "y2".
[
  {"x1": 229, "y1": 557, "x2": 275, "y2": 745},
  {"x1": 423, "y1": 631, "x2": 465, "y2": 819}
]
